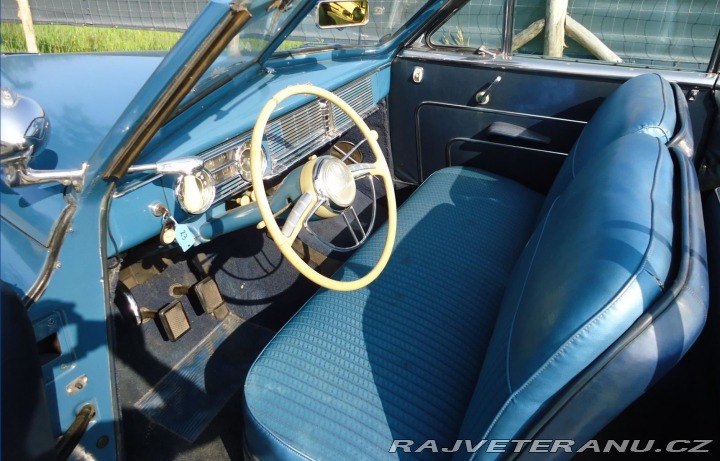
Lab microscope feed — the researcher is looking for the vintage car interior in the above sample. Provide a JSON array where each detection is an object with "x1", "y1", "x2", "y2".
[{"x1": 1, "y1": 0, "x2": 719, "y2": 460}]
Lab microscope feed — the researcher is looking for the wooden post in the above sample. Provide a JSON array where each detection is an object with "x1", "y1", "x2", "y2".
[
  {"x1": 228, "y1": 35, "x2": 241, "y2": 57},
  {"x1": 512, "y1": 19, "x2": 545, "y2": 51},
  {"x1": 566, "y1": 15, "x2": 622, "y2": 62},
  {"x1": 17, "y1": 0, "x2": 38, "y2": 53},
  {"x1": 544, "y1": 0, "x2": 568, "y2": 57}
]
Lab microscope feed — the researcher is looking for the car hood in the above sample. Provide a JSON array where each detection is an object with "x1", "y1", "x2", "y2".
[{"x1": 0, "y1": 52, "x2": 164, "y2": 246}]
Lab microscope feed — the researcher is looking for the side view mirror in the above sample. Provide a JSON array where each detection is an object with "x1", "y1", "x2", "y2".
[
  {"x1": 317, "y1": 1, "x2": 369, "y2": 28},
  {"x1": 0, "y1": 87, "x2": 86, "y2": 191}
]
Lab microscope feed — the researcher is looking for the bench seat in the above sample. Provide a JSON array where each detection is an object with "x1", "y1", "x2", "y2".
[
  {"x1": 244, "y1": 74, "x2": 708, "y2": 461},
  {"x1": 245, "y1": 167, "x2": 544, "y2": 459}
]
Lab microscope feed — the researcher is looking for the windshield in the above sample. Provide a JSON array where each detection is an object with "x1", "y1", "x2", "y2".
[
  {"x1": 278, "y1": 0, "x2": 430, "y2": 52},
  {"x1": 184, "y1": 0, "x2": 300, "y2": 104},
  {"x1": 185, "y1": 0, "x2": 435, "y2": 106}
]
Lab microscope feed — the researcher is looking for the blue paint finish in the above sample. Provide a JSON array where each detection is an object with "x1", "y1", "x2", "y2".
[
  {"x1": 107, "y1": 178, "x2": 170, "y2": 253},
  {"x1": 0, "y1": 1, "x2": 443, "y2": 459},
  {"x1": 0, "y1": 217, "x2": 47, "y2": 296},
  {"x1": 0, "y1": 53, "x2": 164, "y2": 171},
  {"x1": 373, "y1": 66, "x2": 392, "y2": 103},
  {"x1": 109, "y1": 58, "x2": 392, "y2": 253},
  {"x1": 199, "y1": 166, "x2": 303, "y2": 240},
  {"x1": 0, "y1": 183, "x2": 66, "y2": 247},
  {"x1": 0, "y1": 53, "x2": 163, "y2": 246},
  {"x1": 29, "y1": 213, "x2": 121, "y2": 460},
  {"x1": 14, "y1": 4, "x2": 244, "y2": 460}
]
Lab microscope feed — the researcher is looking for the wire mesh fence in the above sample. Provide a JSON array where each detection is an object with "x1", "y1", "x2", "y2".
[
  {"x1": 431, "y1": 0, "x2": 720, "y2": 71},
  {"x1": 1, "y1": 0, "x2": 206, "y2": 32},
  {"x1": 2, "y1": 0, "x2": 718, "y2": 70}
]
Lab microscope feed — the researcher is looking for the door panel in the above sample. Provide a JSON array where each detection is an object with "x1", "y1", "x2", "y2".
[
  {"x1": 388, "y1": 51, "x2": 717, "y2": 186},
  {"x1": 415, "y1": 102, "x2": 583, "y2": 192}
]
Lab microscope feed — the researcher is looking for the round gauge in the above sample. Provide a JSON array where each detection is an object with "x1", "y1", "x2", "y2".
[
  {"x1": 175, "y1": 169, "x2": 216, "y2": 214},
  {"x1": 236, "y1": 141, "x2": 267, "y2": 182}
]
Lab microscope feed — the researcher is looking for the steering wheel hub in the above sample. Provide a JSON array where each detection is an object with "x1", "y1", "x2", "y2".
[{"x1": 314, "y1": 156, "x2": 356, "y2": 211}]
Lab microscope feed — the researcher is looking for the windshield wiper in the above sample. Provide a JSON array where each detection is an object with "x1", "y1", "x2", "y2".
[{"x1": 284, "y1": 42, "x2": 344, "y2": 52}]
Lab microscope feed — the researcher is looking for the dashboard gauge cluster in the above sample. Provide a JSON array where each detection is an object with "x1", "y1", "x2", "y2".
[
  {"x1": 195, "y1": 138, "x2": 270, "y2": 209},
  {"x1": 175, "y1": 74, "x2": 376, "y2": 214},
  {"x1": 235, "y1": 141, "x2": 267, "y2": 182}
]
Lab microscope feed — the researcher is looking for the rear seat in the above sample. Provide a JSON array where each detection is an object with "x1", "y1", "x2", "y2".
[{"x1": 243, "y1": 74, "x2": 708, "y2": 460}]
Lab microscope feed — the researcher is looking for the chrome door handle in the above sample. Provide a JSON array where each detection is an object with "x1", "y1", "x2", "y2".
[{"x1": 475, "y1": 76, "x2": 502, "y2": 105}]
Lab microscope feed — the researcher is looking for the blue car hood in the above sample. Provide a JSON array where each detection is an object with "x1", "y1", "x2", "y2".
[{"x1": 0, "y1": 52, "x2": 164, "y2": 246}]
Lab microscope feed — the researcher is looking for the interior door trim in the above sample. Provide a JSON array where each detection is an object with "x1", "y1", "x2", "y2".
[
  {"x1": 400, "y1": 49, "x2": 718, "y2": 88},
  {"x1": 414, "y1": 101, "x2": 586, "y2": 181}
]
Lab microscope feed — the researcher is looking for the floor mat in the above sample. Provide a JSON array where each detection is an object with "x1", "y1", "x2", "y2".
[{"x1": 134, "y1": 312, "x2": 265, "y2": 442}]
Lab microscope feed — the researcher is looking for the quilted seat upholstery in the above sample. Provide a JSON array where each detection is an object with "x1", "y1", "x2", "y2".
[
  {"x1": 244, "y1": 74, "x2": 708, "y2": 460},
  {"x1": 245, "y1": 167, "x2": 545, "y2": 460}
]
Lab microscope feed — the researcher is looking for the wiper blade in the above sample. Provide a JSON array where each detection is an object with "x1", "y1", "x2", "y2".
[{"x1": 285, "y1": 42, "x2": 343, "y2": 52}]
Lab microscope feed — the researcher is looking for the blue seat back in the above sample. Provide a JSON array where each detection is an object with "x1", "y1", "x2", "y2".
[
  {"x1": 540, "y1": 73, "x2": 676, "y2": 218},
  {"x1": 455, "y1": 133, "x2": 676, "y2": 459}
]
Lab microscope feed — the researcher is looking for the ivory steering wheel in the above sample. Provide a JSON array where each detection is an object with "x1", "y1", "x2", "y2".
[{"x1": 250, "y1": 84, "x2": 397, "y2": 291}]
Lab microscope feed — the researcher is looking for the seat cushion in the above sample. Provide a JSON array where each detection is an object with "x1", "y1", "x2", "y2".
[{"x1": 244, "y1": 166, "x2": 544, "y2": 461}]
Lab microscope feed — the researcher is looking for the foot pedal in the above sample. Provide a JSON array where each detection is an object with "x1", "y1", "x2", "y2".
[
  {"x1": 158, "y1": 300, "x2": 191, "y2": 341},
  {"x1": 194, "y1": 277, "x2": 228, "y2": 321}
]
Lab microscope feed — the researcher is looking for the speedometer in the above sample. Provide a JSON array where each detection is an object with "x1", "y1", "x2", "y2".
[{"x1": 235, "y1": 141, "x2": 267, "y2": 182}]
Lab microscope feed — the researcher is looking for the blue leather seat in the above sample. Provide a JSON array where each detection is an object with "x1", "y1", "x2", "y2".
[{"x1": 244, "y1": 75, "x2": 708, "y2": 460}]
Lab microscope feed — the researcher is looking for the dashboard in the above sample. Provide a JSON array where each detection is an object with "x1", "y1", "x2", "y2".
[
  {"x1": 108, "y1": 63, "x2": 389, "y2": 255},
  {"x1": 199, "y1": 73, "x2": 375, "y2": 207}
]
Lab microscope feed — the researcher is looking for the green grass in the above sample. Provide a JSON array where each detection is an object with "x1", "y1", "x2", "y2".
[{"x1": 1, "y1": 23, "x2": 181, "y2": 53}]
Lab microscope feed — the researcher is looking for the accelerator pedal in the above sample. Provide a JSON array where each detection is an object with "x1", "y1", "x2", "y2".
[{"x1": 194, "y1": 277, "x2": 229, "y2": 321}]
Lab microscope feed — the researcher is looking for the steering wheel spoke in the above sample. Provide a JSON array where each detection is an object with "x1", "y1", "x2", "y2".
[
  {"x1": 280, "y1": 192, "x2": 319, "y2": 243},
  {"x1": 348, "y1": 162, "x2": 385, "y2": 180},
  {"x1": 343, "y1": 207, "x2": 366, "y2": 243}
]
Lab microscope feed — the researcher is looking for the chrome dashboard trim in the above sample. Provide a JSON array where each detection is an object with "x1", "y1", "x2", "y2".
[{"x1": 114, "y1": 73, "x2": 379, "y2": 205}]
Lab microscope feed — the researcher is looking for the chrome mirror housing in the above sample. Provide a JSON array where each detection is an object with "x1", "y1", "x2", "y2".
[
  {"x1": 0, "y1": 87, "x2": 86, "y2": 191},
  {"x1": 1, "y1": 87, "x2": 49, "y2": 164}
]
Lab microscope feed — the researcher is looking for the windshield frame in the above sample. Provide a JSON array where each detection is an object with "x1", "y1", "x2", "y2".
[
  {"x1": 176, "y1": 0, "x2": 449, "y2": 114},
  {"x1": 266, "y1": 0, "x2": 449, "y2": 60},
  {"x1": 175, "y1": 0, "x2": 321, "y2": 114}
]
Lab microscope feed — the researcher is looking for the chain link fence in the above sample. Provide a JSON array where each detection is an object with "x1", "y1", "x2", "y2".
[
  {"x1": 1, "y1": 0, "x2": 206, "y2": 31},
  {"x1": 432, "y1": 0, "x2": 720, "y2": 71},
  {"x1": 2, "y1": 0, "x2": 719, "y2": 70}
]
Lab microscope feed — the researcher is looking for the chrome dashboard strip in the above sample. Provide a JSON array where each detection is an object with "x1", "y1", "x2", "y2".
[{"x1": 114, "y1": 73, "x2": 379, "y2": 203}]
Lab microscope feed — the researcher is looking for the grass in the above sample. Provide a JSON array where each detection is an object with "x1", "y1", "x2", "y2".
[{"x1": 1, "y1": 22, "x2": 181, "y2": 53}]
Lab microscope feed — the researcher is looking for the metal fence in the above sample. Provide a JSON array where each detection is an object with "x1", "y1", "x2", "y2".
[
  {"x1": 1, "y1": 0, "x2": 206, "y2": 31},
  {"x1": 432, "y1": 0, "x2": 720, "y2": 70},
  {"x1": 3, "y1": 0, "x2": 719, "y2": 70}
]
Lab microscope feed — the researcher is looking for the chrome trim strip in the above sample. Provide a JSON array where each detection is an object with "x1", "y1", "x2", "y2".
[
  {"x1": 446, "y1": 137, "x2": 568, "y2": 168},
  {"x1": 23, "y1": 204, "x2": 76, "y2": 307},
  {"x1": 399, "y1": 49, "x2": 718, "y2": 87},
  {"x1": 114, "y1": 73, "x2": 380, "y2": 204},
  {"x1": 416, "y1": 101, "x2": 588, "y2": 125}
]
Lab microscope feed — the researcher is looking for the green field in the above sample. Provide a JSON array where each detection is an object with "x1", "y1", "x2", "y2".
[{"x1": 1, "y1": 23, "x2": 181, "y2": 53}]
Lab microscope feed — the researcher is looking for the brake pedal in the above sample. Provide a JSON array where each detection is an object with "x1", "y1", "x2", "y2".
[
  {"x1": 194, "y1": 277, "x2": 228, "y2": 321},
  {"x1": 158, "y1": 300, "x2": 191, "y2": 341}
]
